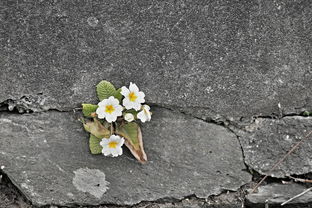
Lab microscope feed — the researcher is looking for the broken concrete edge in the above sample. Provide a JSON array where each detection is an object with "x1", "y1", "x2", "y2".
[
  {"x1": 0, "y1": 168, "x2": 247, "y2": 208},
  {"x1": 162, "y1": 106, "x2": 312, "y2": 178},
  {"x1": 0, "y1": 96, "x2": 73, "y2": 114},
  {"x1": 170, "y1": 107, "x2": 253, "y2": 176},
  {"x1": 245, "y1": 182, "x2": 312, "y2": 207},
  {"x1": 241, "y1": 116, "x2": 312, "y2": 177},
  {"x1": 0, "y1": 169, "x2": 32, "y2": 206}
]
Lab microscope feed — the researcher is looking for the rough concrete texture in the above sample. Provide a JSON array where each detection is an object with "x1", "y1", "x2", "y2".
[
  {"x1": 238, "y1": 116, "x2": 312, "y2": 177},
  {"x1": 246, "y1": 183, "x2": 312, "y2": 206},
  {"x1": 1, "y1": 0, "x2": 312, "y2": 207},
  {"x1": 1, "y1": 0, "x2": 311, "y2": 120},
  {"x1": 0, "y1": 170, "x2": 245, "y2": 208},
  {"x1": 0, "y1": 108, "x2": 250, "y2": 206},
  {"x1": 0, "y1": 173, "x2": 31, "y2": 208}
]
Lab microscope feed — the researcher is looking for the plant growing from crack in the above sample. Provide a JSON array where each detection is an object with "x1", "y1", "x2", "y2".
[
  {"x1": 303, "y1": 111, "x2": 312, "y2": 116},
  {"x1": 81, "y1": 81, "x2": 152, "y2": 163}
]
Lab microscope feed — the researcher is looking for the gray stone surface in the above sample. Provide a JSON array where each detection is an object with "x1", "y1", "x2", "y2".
[
  {"x1": 1, "y1": 0, "x2": 312, "y2": 206},
  {"x1": 0, "y1": 108, "x2": 250, "y2": 206},
  {"x1": 0, "y1": 172, "x2": 244, "y2": 208},
  {"x1": 133, "y1": 192, "x2": 244, "y2": 208},
  {"x1": 246, "y1": 183, "x2": 312, "y2": 205},
  {"x1": 1, "y1": 0, "x2": 311, "y2": 119},
  {"x1": 238, "y1": 116, "x2": 312, "y2": 177}
]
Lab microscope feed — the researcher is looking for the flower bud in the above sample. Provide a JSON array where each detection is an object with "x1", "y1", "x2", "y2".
[{"x1": 124, "y1": 113, "x2": 134, "y2": 122}]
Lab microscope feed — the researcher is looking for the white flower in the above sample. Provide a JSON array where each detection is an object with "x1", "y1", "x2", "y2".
[
  {"x1": 124, "y1": 113, "x2": 135, "y2": 122},
  {"x1": 121, "y1": 82, "x2": 145, "y2": 111},
  {"x1": 100, "y1": 135, "x2": 124, "y2": 157},
  {"x1": 96, "y1": 96, "x2": 123, "y2": 123},
  {"x1": 137, "y1": 105, "x2": 152, "y2": 123}
]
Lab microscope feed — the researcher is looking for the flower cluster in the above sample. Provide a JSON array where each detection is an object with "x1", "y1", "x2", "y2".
[
  {"x1": 81, "y1": 81, "x2": 151, "y2": 163},
  {"x1": 96, "y1": 82, "x2": 151, "y2": 124}
]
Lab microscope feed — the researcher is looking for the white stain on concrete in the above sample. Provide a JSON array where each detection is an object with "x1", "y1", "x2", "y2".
[{"x1": 72, "y1": 168, "x2": 109, "y2": 199}]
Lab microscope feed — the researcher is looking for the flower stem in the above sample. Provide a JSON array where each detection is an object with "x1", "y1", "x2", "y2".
[{"x1": 110, "y1": 123, "x2": 113, "y2": 135}]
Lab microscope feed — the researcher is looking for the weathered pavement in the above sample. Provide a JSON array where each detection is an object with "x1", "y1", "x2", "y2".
[
  {"x1": 1, "y1": 0, "x2": 312, "y2": 207},
  {"x1": 237, "y1": 116, "x2": 312, "y2": 178},
  {"x1": 0, "y1": 109, "x2": 250, "y2": 206}
]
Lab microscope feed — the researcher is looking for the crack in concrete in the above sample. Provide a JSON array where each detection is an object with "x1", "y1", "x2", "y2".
[
  {"x1": 0, "y1": 103, "x2": 252, "y2": 207},
  {"x1": 2, "y1": 101, "x2": 311, "y2": 207},
  {"x1": 0, "y1": 97, "x2": 310, "y2": 123},
  {"x1": 1, "y1": 99, "x2": 309, "y2": 173}
]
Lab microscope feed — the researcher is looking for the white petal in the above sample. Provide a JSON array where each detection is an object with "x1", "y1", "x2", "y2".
[
  {"x1": 97, "y1": 100, "x2": 105, "y2": 107},
  {"x1": 96, "y1": 107, "x2": 105, "y2": 119},
  {"x1": 102, "y1": 148, "x2": 111, "y2": 156},
  {"x1": 123, "y1": 98, "x2": 133, "y2": 110},
  {"x1": 137, "y1": 110, "x2": 147, "y2": 123},
  {"x1": 111, "y1": 153, "x2": 117, "y2": 157},
  {"x1": 107, "y1": 96, "x2": 114, "y2": 101},
  {"x1": 136, "y1": 92, "x2": 145, "y2": 103},
  {"x1": 110, "y1": 135, "x2": 121, "y2": 140},
  {"x1": 111, "y1": 152, "x2": 118, "y2": 157},
  {"x1": 146, "y1": 113, "x2": 151, "y2": 121},
  {"x1": 123, "y1": 98, "x2": 142, "y2": 110},
  {"x1": 115, "y1": 104, "x2": 123, "y2": 111},
  {"x1": 113, "y1": 147, "x2": 123, "y2": 156},
  {"x1": 119, "y1": 137, "x2": 125, "y2": 146},
  {"x1": 133, "y1": 103, "x2": 142, "y2": 111},
  {"x1": 114, "y1": 105, "x2": 123, "y2": 116},
  {"x1": 109, "y1": 147, "x2": 118, "y2": 157},
  {"x1": 117, "y1": 147, "x2": 123, "y2": 155},
  {"x1": 108, "y1": 96, "x2": 119, "y2": 105},
  {"x1": 129, "y1": 82, "x2": 139, "y2": 92},
  {"x1": 105, "y1": 114, "x2": 116, "y2": 123},
  {"x1": 121, "y1": 86, "x2": 130, "y2": 96},
  {"x1": 143, "y1": 105, "x2": 150, "y2": 111},
  {"x1": 137, "y1": 97, "x2": 145, "y2": 103},
  {"x1": 101, "y1": 144, "x2": 109, "y2": 150},
  {"x1": 100, "y1": 139, "x2": 109, "y2": 146}
]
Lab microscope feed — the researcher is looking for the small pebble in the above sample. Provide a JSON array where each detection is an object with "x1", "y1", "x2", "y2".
[{"x1": 87, "y1": 17, "x2": 99, "y2": 27}]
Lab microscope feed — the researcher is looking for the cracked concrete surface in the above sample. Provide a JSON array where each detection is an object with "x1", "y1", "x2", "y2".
[
  {"x1": 0, "y1": 108, "x2": 250, "y2": 206},
  {"x1": 246, "y1": 183, "x2": 312, "y2": 206},
  {"x1": 1, "y1": 0, "x2": 312, "y2": 207},
  {"x1": 0, "y1": 169, "x2": 247, "y2": 208},
  {"x1": 237, "y1": 116, "x2": 312, "y2": 177}
]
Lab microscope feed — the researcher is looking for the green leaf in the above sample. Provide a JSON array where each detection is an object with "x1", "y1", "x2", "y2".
[
  {"x1": 89, "y1": 134, "x2": 103, "y2": 154},
  {"x1": 83, "y1": 118, "x2": 110, "y2": 139},
  {"x1": 116, "y1": 122, "x2": 147, "y2": 163},
  {"x1": 114, "y1": 88, "x2": 123, "y2": 102},
  {"x1": 82, "y1": 104, "x2": 98, "y2": 117},
  {"x1": 124, "y1": 109, "x2": 138, "y2": 117},
  {"x1": 117, "y1": 122, "x2": 139, "y2": 147},
  {"x1": 96, "y1": 80, "x2": 116, "y2": 101}
]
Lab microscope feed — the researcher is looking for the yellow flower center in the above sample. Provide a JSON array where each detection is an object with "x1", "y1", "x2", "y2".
[
  {"x1": 108, "y1": 141, "x2": 118, "y2": 148},
  {"x1": 129, "y1": 92, "x2": 137, "y2": 102},
  {"x1": 105, "y1": 105, "x2": 115, "y2": 114}
]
